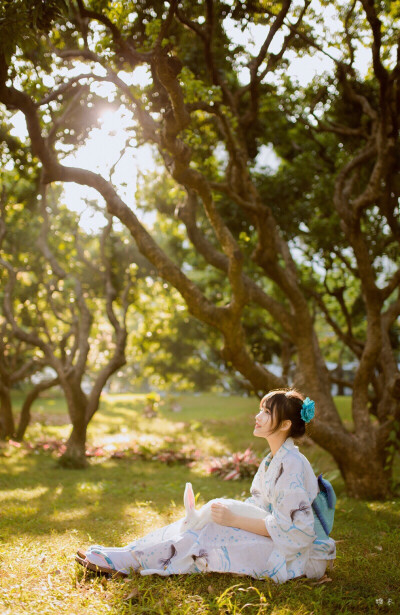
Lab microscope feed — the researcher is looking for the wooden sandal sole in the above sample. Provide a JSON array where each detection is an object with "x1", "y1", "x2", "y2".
[{"x1": 75, "y1": 555, "x2": 128, "y2": 578}]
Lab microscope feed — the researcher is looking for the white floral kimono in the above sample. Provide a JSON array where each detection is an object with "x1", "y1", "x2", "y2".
[{"x1": 84, "y1": 437, "x2": 336, "y2": 583}]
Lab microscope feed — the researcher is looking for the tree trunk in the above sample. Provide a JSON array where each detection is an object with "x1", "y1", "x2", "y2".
[
  {"x1": 15, "y1": 390, "x2": 36, "y2": 441},
  {"x1": 293, "y1": 327, "x2": 395, "y2": 500},
  {"x1": 59, "y1": 419, "x2": 88, "y2": 468},
  {"x1": 58, "y1": 378, "x2": 89, "y2": 468},
  {"x1": 15, "y1": 377, "x2": 59, "y2": 441},
  {"x1": 0, "y1": 387, "x2": 15, "y2": 439},
  {"x1": 336, "y1": 446, "x2": 391, "y2": 500}
]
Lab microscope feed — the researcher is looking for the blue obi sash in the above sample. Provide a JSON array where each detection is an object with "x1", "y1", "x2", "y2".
[{"x1": 311, "y1": 474, "x2": 336, "y2": 540}]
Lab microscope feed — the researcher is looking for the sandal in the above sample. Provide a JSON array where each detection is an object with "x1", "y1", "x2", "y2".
[
  {"x1": 75, "y1": 554, "x2": 128, "y2": 578},
  {"x1": 76, "y1": 549, "x2": 86, "y2": 559}
]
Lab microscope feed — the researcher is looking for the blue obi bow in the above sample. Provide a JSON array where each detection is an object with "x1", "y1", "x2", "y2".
[{"x1": 312, "y1": 474, "x2": 336, "y2": 539}]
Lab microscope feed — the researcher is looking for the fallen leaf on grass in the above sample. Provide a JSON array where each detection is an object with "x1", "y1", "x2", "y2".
[
  {"x1": 374, "y1": 545, "x2": 383, "y2": 551},
  {"x1": 207, "y1": 585, "x2": 215, "y2": 594},
  {"x1": 124, "y1": 588, "x2": 139, "y2": 600}
]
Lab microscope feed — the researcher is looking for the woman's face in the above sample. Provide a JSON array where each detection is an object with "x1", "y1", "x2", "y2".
[{"x1": 253, "y1": 397, "x2": 275, "y2": 439}]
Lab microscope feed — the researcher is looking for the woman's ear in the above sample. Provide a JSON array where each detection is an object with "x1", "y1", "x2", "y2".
[{"x1": 282, "y1": 419, "x2": 292, "y2": 433}]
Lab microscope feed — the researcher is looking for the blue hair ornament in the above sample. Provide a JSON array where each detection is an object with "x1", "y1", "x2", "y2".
[{"x1": 301, "y1": 397, "x2": 315, "y2": 423}]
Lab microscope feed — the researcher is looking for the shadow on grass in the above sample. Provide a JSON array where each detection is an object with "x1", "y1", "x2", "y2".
[
  {"x1": 1, "y1": 452, "x2": 255, "y2": 541},
  {"x1": 1, "y1": 450, "x2": 399, "y2": 540}
]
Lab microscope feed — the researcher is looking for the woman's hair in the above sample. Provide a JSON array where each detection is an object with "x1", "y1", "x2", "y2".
[{"x1": 260, "y1": 388, "x2": 309, "y2": 439}]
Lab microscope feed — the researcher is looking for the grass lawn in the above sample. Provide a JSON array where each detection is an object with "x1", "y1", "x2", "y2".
[{"x1": 0, "y1": 392, "x2": 399, "y2": 614}]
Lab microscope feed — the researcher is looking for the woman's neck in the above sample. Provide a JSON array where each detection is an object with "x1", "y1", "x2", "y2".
[{"x1": 268, "y1": 434, "x2": 289, "y2": 458}]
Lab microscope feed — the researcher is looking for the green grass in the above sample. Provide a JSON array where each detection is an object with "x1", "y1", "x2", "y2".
[{"x1": 0, "y1": 393, "x2": 399, "y2": 614}]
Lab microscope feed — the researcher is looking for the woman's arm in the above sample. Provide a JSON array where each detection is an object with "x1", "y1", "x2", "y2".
[
  {"x1": 231, "y1": 514, "x2": 271, "y2": 537},
  {"x1": 211, "y1": 503, "x2": 271, "y2": 538}
]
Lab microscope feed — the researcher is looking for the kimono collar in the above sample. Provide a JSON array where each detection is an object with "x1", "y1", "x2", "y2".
[{"x1": 264, "y1": 437, "x2": 298, "y2": 469}]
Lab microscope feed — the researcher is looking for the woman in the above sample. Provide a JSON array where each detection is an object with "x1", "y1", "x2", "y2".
[{"x1": 76, "y1": 389, "x2": 336, "y2": 583}]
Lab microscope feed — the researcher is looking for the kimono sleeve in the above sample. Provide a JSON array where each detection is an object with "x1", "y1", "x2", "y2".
[{"x1": 264, "y1": 455, "x2": 316, "y2": 557}]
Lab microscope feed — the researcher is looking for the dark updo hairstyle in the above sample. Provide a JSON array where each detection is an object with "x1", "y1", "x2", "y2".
[{"x1": 260, "y1": 388, "x2": 310, "y2": 439}]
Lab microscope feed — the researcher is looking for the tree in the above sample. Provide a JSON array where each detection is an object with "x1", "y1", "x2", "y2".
[
  {"x1": 0, "y1": 171, "x2": 60, "y2": 439},
  {"x1": 0, "y1": 174, "x2": 136, "y2": 466},
  {"x1": 0, "y1": 0, "x2": 399, "y2": 496},
  {"x1": 0, "y1": 319, "x2": 59, "y2": 440}
]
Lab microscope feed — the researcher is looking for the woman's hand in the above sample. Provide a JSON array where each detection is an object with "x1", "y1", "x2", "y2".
[{"x1": 211, "y1": 502, "x2": 237, "y2": 528}]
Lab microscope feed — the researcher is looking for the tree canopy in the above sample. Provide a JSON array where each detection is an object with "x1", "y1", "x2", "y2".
[{"x1": 0, "y1": 0, "x2": 399, "y2": 497}]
